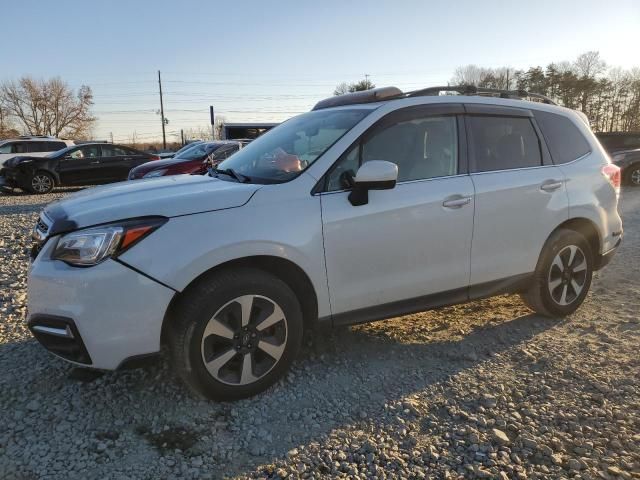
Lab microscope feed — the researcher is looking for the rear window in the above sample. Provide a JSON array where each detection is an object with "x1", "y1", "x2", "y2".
[
  {"x1": 535, "y1": 111, "x2": 591, "y2": 164},
  {"x1": 468, "y1": 116, "x2": 542, "y2": 172}
]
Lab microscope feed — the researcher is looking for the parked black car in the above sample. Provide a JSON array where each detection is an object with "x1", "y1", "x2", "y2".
[
  {"x1": 0, "y1": 143, "x2": 160, "y2": 194},
  {"x1": 610, "y1": 148, "x2": 640, "y2": 186},
  {"x1": 596, "y1": 132, "x2": 640, "y2": 153}
]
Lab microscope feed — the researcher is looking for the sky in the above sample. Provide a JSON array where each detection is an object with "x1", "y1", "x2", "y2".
[{"x1": 2, "y1": 0, "x2": 639, "y2": 144}]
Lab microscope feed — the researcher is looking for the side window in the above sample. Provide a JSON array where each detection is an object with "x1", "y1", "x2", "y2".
[
  {"x1": 101, "y1": 145, "x2": 115, "y2": 157},
  {"x1": 47, "y1": 142, "x2": 67, "y2": 151},
  {"x1": 468, "y1": 116, "x2": 542, "y2": 172},
  {"x1": 115, "y1": 147, "x2": 131, "y2": 156},
  {"x1": 534, "y1": 111, "x2": 591, "y2": 164},
  {"x1": 0, "y1": 142, "x2": 15, "y2": 154},
  {"x1": 326, "y1": 115, "x2": 458, "y2": 191},
  {"x1": 69, "y1": 145, "x2": 100, "y2": 159},
  {"x1": 327, "y1": 144, "x2": 359, "y2": 191},
  {"x1": 26, "y1": 142, "x2": 46, "y2": 153},
  {"x1": 101, "y1": 146, "x2": 130, "y2": 157},
  {"x1": 123, "y1": 147, "x2": 140, "y2": 156},
  {"x1": 13, "y1": 142, "x2": 29, "y2": 154}
]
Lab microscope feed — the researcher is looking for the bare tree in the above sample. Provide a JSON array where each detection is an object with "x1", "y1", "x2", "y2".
[
  {"x1": 333, "y1": 78, "x2": 376, "y2": 96},
  {"x1": 0, "y1": 77, "x2": 95, "y2": 138},
  {"x1": 0, "y1": 105, "x2": 19, "y2": 138},
  {"x1": 574, "y1": 51, "x2": 606, "y2": 78}
]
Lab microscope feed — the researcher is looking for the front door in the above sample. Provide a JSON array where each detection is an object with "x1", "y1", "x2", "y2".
[
  {"x1": 319, "y1": 106, "x2": 475, "y2": 320},
  {"x1": 56, "y1": 145, "x2": 104, "y2": 185}
]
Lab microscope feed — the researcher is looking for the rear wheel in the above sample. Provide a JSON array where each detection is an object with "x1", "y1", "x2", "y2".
[
  {"x1": 28, "y1": 171, "x2": 55, "y2": 194},
  {"x1": 520, "y1": 229, "x2": 593, "y2": 317},
  {"x1": 624, "y1": 164, "x2": 640, "y2": 186},
  {"x1": 168, "y1": 268, "x2": 303, "y2": 401}
]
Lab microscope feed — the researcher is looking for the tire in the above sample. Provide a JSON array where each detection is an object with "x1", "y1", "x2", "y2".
[
  {"x1": 624, "y1": 164, "x2": 640, "y2": 187},
  {"x1": 28, "y1": 171, "x2": 55, "y2": 194},
  {"x1": 168, "y1": 268, "x2": 303, "y2": 401},
  {"x1": 520, "y1": 228, "x2": 593, "y2": 317}
]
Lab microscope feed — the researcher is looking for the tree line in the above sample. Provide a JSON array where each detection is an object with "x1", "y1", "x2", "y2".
[
  {"x1": 450, "y1": 51, "x2": 640, "y2": 133},
  {"x1": 0, "y1": 77, "x2": 95, "y2": 139}
]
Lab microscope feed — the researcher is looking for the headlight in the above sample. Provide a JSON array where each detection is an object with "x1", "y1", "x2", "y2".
[
  {"x1": 52, "y1": 218, "x2": 166, "y2": 267},
  {"x1": 143, "y1": 169, "x2": 168, "y2": 178},
  {"x1": 612, "y1": 153, "x2": 626, "y2": 163}
]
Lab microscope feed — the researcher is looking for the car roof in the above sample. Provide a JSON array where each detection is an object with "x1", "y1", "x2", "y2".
[
  {"x1": 313, "y1": 85, "x2": 568, "y2": 114},
  {"x1": 0, "y1": 137, "x2": 71, "y2": 144}
]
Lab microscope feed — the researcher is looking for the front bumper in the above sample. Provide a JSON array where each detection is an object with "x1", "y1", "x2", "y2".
[
  {"x1": 27, "y1": 238, "x2": 175, "y2": 369},
  {"x1": 0, "y1": 168, "x2": 28, "y2": 189}
]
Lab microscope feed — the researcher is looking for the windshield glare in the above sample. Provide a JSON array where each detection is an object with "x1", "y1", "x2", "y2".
[
  {"x1": 217, "y1": 108, "x2": 369, "y2": 183},
  {"x1": 178, "y1": 143, "x2": 220, "y2": 160}
]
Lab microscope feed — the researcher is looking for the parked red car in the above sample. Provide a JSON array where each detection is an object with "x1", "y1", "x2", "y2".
[{"x1": 127, "y1": 141, "x2": 244, "y2": 180}]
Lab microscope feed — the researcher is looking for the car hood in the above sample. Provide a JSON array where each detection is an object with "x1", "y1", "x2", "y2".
[
  {"x1": 3, "y1": 155, "x2": 44, "y2": 167},
  {"x1": 42, "y1": 174, "x2": 260, "y2": 233}
]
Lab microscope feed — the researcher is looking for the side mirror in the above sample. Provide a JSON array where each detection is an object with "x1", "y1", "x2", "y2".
[{"x1": 348, "y1": 160, "x2": 398, "y2": 206}]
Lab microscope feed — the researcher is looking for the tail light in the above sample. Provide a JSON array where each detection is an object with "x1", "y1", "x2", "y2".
[
  {"x1": 602, "y1": 163, "x2": 621, "y2": 194},
  {"x1": 149, "y1": 155, "x2": 161, "y2": 161}
]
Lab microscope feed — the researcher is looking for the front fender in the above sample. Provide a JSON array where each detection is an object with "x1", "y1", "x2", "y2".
[{"x1": 118, "y1": 191, "x2": 332, "y2": 318}]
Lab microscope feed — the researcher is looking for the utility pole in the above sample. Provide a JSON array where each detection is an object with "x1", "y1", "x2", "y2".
[
  {"x1": 110, "y1": 132, "x2": 114, "y2": 144},
  {"x1": 181, "y1": 129, "x2": 184, "y2": 146},
  {"x1": 505, "y1": 69, "x2": 510, "y2": 90},
  {"x1": 210, "y1": 106, "x2": 215, "y2": 140},
  {"x1": 158, "y1": 70, "x2": 167, "y2": 149}
]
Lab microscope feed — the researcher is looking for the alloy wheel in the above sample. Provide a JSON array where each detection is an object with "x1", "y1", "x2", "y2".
[
  {"x1": 31, "y1": 174, "x2": 52, "y2": 193},
  {"x1": 631, "y1": 168, "x2": 640, "y2": 186},
  {"x1": 200, "y1": 294, "x2": 288, "y2": 386},
  {"x1": 547, "y1": 245, "x2": 588, "y2": 306}
]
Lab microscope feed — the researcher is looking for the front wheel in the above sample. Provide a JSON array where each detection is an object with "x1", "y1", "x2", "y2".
[
  {"x1": 520, "y1": 229, "x2": 593, "y2": 317},
  {"x1": 168, "y1": 268, "x2": 303, "y2": 401},
  {"x1": 28, "y1": 171, "x2": 55, "y2": 194}
]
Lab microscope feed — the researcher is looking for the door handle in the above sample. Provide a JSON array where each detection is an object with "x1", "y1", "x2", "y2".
[
  {"x1": 442, "y1": 196, "x2": 471, "y2": 208},
  {"x1": 90, "y1": 160, "x2": 100, "y2": 164},
  {"x1": 540, "y1": 180, "x2": 563, "y2": 192}
]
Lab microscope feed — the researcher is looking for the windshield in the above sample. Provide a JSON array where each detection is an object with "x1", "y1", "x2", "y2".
[
  {"x1": 216, "y1": 108, "x2": 370, "y2": 183},
  {"x1": 177, "y1": 143, "x2": 222, "y2": 160},
  {"x1": 174, "y1": 141, "x2": 202, "y2": 157}
]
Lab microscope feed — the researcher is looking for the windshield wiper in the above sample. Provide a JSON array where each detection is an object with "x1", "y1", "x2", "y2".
[{"x1": 212, "y1": 168, "x2": 251, "y2": 183}]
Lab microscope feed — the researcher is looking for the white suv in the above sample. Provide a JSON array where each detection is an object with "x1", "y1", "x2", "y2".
[
  {"x1": 0, "y1": 136, "x2": 74, "y2": 167},
  {"x1": 27, "y1": 86, "x2": 622, "y2": 400}
]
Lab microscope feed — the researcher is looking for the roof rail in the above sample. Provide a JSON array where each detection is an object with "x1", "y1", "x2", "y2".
[
  {"x1": 406, "y1": 85, "x2": 556, "y2": 105},
  {"x1": 312, "y1": 87, "x2": 403, "y2": 111},
  {"x1": 312, "y1": 85, "x2": 556, "y2": 111}
]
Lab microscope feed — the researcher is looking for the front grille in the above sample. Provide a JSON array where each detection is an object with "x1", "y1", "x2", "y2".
[
  {"x1": 31, "y1": 215, "x2": 51, "y2": 261},
  {"x1": 28, "y1": 315, "x2": 92, "y2": 364}
]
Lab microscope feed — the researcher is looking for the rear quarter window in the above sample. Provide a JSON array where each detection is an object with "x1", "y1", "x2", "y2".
[{"x1": 534, "y1": 111, "x2": 591, "y2": 164}]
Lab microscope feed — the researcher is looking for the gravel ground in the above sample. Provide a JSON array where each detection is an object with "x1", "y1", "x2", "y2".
[{"x1": 0, "y1": 186, "x2": 638, "y2": 480}]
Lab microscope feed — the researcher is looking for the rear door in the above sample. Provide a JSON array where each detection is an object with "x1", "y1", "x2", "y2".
[
  {"x1": 465, "y1": 105, "x2": 569, "y2": 287},
  {"x1": 123, "y1": 147, "x2": 152, "y2": 170},
  {"x1": 98, "y1": 145, "x2": 140, "y2": 181},
  {"x1": 56, "y1": 145, "x2": 103, "y2": 184}
]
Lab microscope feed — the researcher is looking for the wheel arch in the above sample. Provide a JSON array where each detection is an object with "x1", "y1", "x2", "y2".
[
  {"x1": 161, "y1": 255, "x2": 319, "y2": 347},
  {"x1": 33, "y1": 168, "x2": 60, "y2": 186},
  {"x1": 547, "y1": 217, "x2": 601, "y2": 259}
]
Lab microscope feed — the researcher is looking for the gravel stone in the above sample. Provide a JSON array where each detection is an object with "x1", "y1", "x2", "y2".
[{"x1": 0, "y1": 188, "x2": 639, "y2": 479}]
